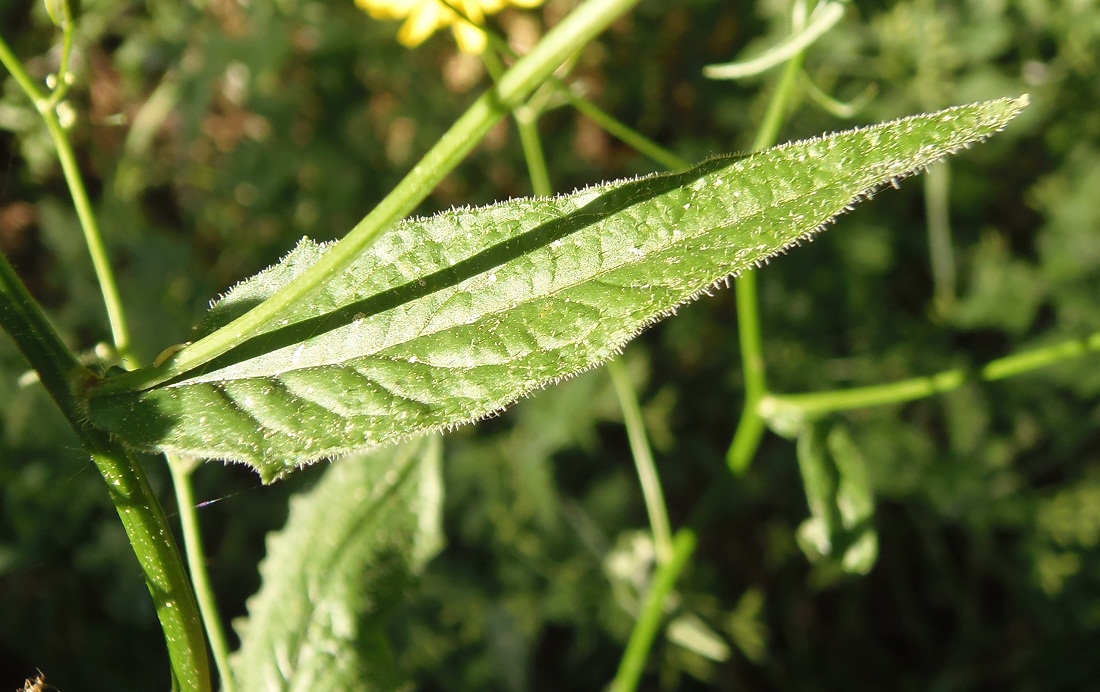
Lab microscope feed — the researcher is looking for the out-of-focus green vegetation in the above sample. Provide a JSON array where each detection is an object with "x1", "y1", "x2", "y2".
[{"x1": 1, "y1": 0, "x2": 1098, "y2": 689}]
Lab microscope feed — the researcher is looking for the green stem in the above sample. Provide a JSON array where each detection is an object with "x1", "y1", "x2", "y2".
[
  {"x1": 0, "y1": 30, "x2": 47, "y2": 107},
  {"x1": 608, "y1": 359, "x2": 673, "y2": 564},
  {"x1": 0, "y1": 31, "x2": 135, "y2": 366},
  {"x1": 609, "y1": 530, "x2": 697, "y2": 692},
  {"x1": 479, "y1": 19, "x2": 687, "y2": 173},
  {"x1": 98, "y1": 0, "x2": 643, "y2": 395},
  {"x1": 515, "y1": 105, "x2": 553, "y2": 196},
  {"x1": 479, "y1": 39, "x2": 507, "y2": 82},
  {"x1": 169, "y1": 454, "x2": 235, "y2": 692},
  {"x1": 482, "y1": 45, "x2": 553, "y2": 197},
  {"x1": 763, "y1": 332, "x2": 1100, "y2": 420},
  {"x1": 499, "y1": 44, "x2": 679, "y2": 674},
  {"x1": 1, "y1": 26, "x2": 209, "y2": 688},
  {"x1": 750, "y1": 51, "x2": 805, "y2": 155},
  {"x1": 702, "y1": 0, "x2": 844, "y2": 80},
  {"x1": 727, "y1": 51, "x2": 805, "y2": 474},
  {"x1": 0, "y1": 255, "x2": 90, "y2": 417},
  {"x1": 565, "y1": 92, "x2": 689, "y2": 171},
  {"x1": 726, "y1": 405, "x2": 767, "y2": 475},
  {"x1": 0, "y1": 254, "x2": 210, "y2": 691},
  {"x1": 925, "y1": 161, "x2": 955, "y2": 314},
  {"x1": 45, "y1": 9, "x2": 75, "y2": 107}
]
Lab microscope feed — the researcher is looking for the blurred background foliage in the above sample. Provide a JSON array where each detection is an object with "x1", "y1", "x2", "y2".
[{"x1": 1, "y1": 0, "x2": 1099, "y2": 689}]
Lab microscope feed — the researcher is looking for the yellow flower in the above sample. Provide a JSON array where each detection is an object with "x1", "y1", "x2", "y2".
[{"x1": 356, "y1": 0, "x2": 544, "y2": 54}]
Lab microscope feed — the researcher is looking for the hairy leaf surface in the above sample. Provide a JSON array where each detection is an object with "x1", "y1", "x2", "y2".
[
  {"x1": 229, "y1": 436, "x2": 443, "y2": 689},
  {"x1": 88, "y1": 97, "x2": 1026, "y2": 481}
]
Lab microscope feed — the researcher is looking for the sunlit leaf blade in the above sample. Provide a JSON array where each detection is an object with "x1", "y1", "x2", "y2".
[
  {"x1": 229, "y1": 437, "x2": 444, "y2": 689},
  {"x1": 88, "y1": 97, "x2": 1026, "y2": 481}
]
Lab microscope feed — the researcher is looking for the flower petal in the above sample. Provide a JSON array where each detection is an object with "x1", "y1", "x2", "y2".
[
  {"x1": 398, "y1": 1, "x2": 448, "y2": 47},
  {"x1": 473, "y1": 0, "x2": 507, "y2": 14},
  {"x1": 361, "y1": 0, "x2": 544, "y2": 52},
  {"x1": 452, "y1": 19, "x2": 487, "y2": 53},
  {"x1": 457, "y1": 0, "x2": 487, "y2": 23},
  {"x1": 356, "y1": 0, "x2": 420, "y2": 19}
]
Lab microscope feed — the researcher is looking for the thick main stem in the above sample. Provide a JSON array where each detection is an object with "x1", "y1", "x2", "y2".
[{"x1": 0, "y1": 255, "x2": 210, "y2": 690}]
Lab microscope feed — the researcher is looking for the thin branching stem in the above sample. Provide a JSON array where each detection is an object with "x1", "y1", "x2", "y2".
[
  {"x1": 496, "y1": 30, "x2": 681, "y2": 673},
  {"x1": 609, "y1": 530, "x2": 697, "y2": 692},
  {"x1": 608, "y1": 359, "x2": 674, "y2": 564},
  {"x1": 480, "y1": 18, "x2": 688, "y2": 173},
  {"x1": 925, "y1": 161, "x2": 956, "y2": 314},
  {"x1": 493, "y1": 33, "x2": 675, "y2": 564},
  {"x1": 169, "y1": 454, "x2": 236, "y2": 692},
  {"x1": 703, "y1": 0, "x2": 844, "y2": 80},
  {"x1": 497, "y1": 31, "x2": 676, "y2": 563},
  {"x1": 0, "y1": 24, "x2": 210, "y2": 688},
  {"x1": 764, "y1": 331, "x2": 1100, "y2": 420},
  {"x1": 565, "y1": 92, "x2": 690, "y2": 172},
  {"x1": 45, "y1": 8, "x2": 75, "y2": 107},
  {"x1": 0, "y1": 31, "x2": 135, "y2": 365},
  {"x1": 482, "y1": 47, "x2": 553, "y2": 197}
]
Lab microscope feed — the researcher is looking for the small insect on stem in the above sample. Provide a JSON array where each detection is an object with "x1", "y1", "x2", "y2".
[{"x1": 153, "y1": 342, "x2": 191, "y2": 368}]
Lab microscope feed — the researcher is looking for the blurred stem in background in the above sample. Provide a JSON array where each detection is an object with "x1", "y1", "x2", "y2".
[
  {"x1": 610, "y1": 530, "x2": 698, "y2": 692},
  {"x1": 607, "y1": 359, "x2": 674, "y2": 564},
  {"x1": 169, "y1": 453, "x2": 237, "y2": 692},
  {"x1": 925, "y1": 161, "x2": 956, "y2": 314},
  {"x1": 764, "y1": 331, "x2": 1100, "y2": 423}
]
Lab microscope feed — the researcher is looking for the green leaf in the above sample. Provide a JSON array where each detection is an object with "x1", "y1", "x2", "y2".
[
  {"x1": 88, "y1": 97, "x2": 1027, "y2": 482},
  {"x1": 228, "y1": 436, "x2": 444, "y2": 689}
]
